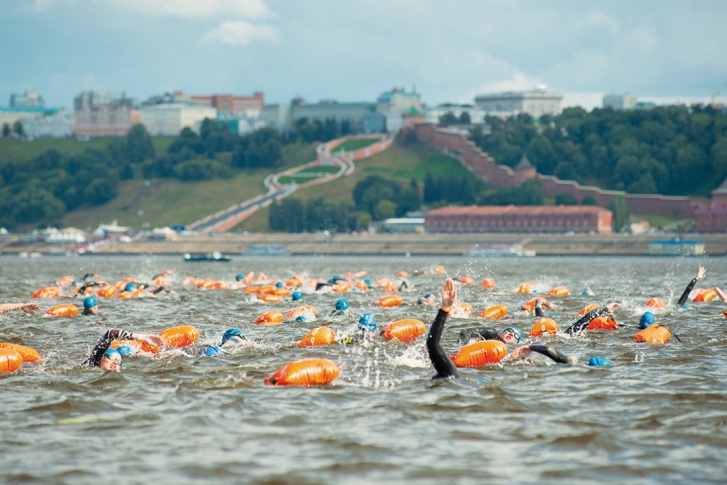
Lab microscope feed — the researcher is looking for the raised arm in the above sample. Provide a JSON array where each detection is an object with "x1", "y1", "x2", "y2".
[
  {"x1": 564, "y1": 303, "x2": 619, "y2": 336},
  {"x1": 0, "y1": 303, "x2": 41, "y2": 315},
  {"x1": 426, "y1": 278, "x2": 460, "y2": 379},
  {"x1": 677, "y1": 266, "x2": 706, "y2": 306}
]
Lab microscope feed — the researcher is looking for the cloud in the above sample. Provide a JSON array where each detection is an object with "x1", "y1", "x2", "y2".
[
  {"x1": 201, "y1": 20, "x2": 279, "y2": 46},
  {"x1": 33, "y1": 0, "x2": 273, "y2": 19}
]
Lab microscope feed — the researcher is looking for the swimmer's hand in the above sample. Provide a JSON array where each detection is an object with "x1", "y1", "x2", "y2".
[
  {"x1": 606, "y1": 303, "x2": 619, "y2": 314},
  {"x1": 134, "y1": 333, "x2": 164, "y2": 348},
  {"x1": 510, "y1": 345, "x2": 532, "y2": 360},
  {"x1": 441, "y1": 278, "x2": 456, "y2": 312},
  {"x1": 21, "y1": 303, "x2": 41, "y2": 315},
  {"x1": 696, "y1": 266, "x2": 706, "y2": 280}
]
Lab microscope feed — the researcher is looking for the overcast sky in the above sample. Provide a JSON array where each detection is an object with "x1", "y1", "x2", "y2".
[{"x1": 2, "y1": 0, "x2": 726, "y2": 111}]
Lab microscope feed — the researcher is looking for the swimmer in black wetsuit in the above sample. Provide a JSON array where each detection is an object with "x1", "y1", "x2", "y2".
[
  {"x1": 457, "y1": 326, "x2": 522, "y2": 345},
  {"x1": 563, "y1": 302, "x2": 619, "y2": 336},
  {"x1": 677, "y1": 266, "x2": 726, "y2": 305},
  {"x1": 509, "y1": 343, "x2": 573, "y2": 364},
  {"x1": 426, "y1": 278, "x2": 460, "y2": 379},
  {"x1": 82, "y1": 329, "x2": 163, "y2": 371}
]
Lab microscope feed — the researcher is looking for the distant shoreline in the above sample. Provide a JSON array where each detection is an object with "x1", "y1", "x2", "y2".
[{"x1": 4, "y1": 232, "x2": 726, "y2": 257}]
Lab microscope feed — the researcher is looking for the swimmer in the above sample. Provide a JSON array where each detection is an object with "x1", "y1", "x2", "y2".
[
  {"x1": 417, "y1": 293, "x2": 436, "y2": 306},
  {"x1": 0, "y1": 303, "x2": 41, "y2": 315},
  {"x1": 82, "y1": 296, "x2": 98, "y2": 315},
  {"x1": 82, "y1": 329, "x2": 164, "y2": 371},
  {"x1": 510, "y1": 344, "x2": 613, "y2": 367},
  {"x1": 204, "y1": 328, "x2": 249, "y2": 356},
  {"x1": 331, "y1": 298, "x2": 350, "y2": 316},
  {"x1": 563, "y1": 302, "x2": 619, "y2": 336},
  {"x1": 457, "y1": 326, "x2": 522, "y2": 345},
  {"x1": 343, "y1": 313, "x2": 378, "y2": 345},
  {"x1": 426, "y1": 278, "x2": 460, "y2": 379},
  {"x1": 677, "y1": 266, "x2": 708, "y2": 306}
]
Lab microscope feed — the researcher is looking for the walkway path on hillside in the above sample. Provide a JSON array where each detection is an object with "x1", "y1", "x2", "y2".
[{"x1": 187, "y1": 134, "x2": 393, "y2": 234}]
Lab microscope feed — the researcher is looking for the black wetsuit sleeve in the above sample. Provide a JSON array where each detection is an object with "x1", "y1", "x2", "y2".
[
  {"x1": 564, "y1": 306, "x2": 609, "y2": 336},
  {"x1": 677, "y1": 278, "x2": 698, "y2": 306},
  {"x1": 528, "y1": 344, "x2": 571, "y2": 364},
  {"x1": 534, "y1": 303, "x2": 546, "y2": 318},
  {"x1": 82, "y1": 329, "x2": 133, "y2": 367},
  {"x1": 457, "y1": 327, "x2": 500, "y2": 344},
  {"x1": 427, "y1": 309, "x2": 460, "y2": 379}
]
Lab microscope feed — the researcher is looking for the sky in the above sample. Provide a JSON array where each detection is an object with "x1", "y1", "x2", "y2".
[{"x1": 1, "y1": 0, "x2": 726, "y2": 111}]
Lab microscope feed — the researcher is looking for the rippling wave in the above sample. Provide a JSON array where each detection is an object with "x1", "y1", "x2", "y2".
[{"x1": 1, "y1": 255, "x2": 726, "y2": 483}]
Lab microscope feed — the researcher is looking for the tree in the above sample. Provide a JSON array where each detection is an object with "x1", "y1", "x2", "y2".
[
  {"x1": 458, "y1": 111, "x2": 471, "y2": 125},
  {"x1": 581, "y1": 196, "x2": 598, "y2": 206},
  {"x1": 373, "y1": 200, "x2": 397, "y2": 220},
  {"x1": 438, "y1": 112, "x2": 457, "y2": 126},
  {"x1": 126, "y1": 124, "x2": 155, "y2": 164},
  {"x1": 608, "y1": 195, "x2": 630, "y2": 232},
  {"x1": 12, "y1": 120, "x2": 24, "y2": 137},
  {"x1": 555, "y1": 193, "x2": 578, "y2": 205},
  {"x1": 2, "y1": 123, "x2": 10, "y2": 138}
]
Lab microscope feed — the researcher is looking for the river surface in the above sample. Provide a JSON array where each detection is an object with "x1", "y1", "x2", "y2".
[{"x1": 1, "y1": 254, "x2": 726, "y2": 484}]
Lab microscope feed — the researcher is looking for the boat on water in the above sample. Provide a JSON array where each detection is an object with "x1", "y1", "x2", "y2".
[
  {"x1": 464, "y1": 244, "x2": 536, "y2": 257},
  {"x1": 243, "y1": 245, "x2": 292, "y2": 256},
  {"x1": 184, "y1": 251, "x2": 231, "y2": 262}
]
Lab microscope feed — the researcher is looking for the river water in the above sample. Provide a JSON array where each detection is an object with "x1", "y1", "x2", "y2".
[{"x1": 1, "y1": 254, "x2": 726, "y2": 484}]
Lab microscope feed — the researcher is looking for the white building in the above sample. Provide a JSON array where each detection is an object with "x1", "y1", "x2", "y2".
[
  {"x1": 0, "y1": 107, "x2": 59, "y2": 130},
  {"x1": 140, "y1": 103, "x2": 217, "y2": 136},
  {"x1": 603, "y1": 93, "x2": 638, "y2": 110},
  {"x1": 23, "y1": 110, "x2": 75, "y2": 138},
  {"x1": 474, "y1": 87, "x2": 563, "y2": 118},
  {"x1": 376, "y1": 87, "x2": 422, "y2": 115},
  {"x1": 425, "y1": 104, "x2": 486, "y2": 125}
]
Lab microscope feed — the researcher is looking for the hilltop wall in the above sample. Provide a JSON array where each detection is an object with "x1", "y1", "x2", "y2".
[{"x1": 415, "y1": 123, "x2": 709, "y2": 217}]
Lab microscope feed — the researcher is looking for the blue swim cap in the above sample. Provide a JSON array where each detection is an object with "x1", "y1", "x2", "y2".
[
  {"x1": 424, "y1": 293, "x2": 433, "y2": 298},
  {"x1": 292, "y1": 291, "x2": 303, "y2": 301},
  {"x1": 588, "y1": 356, "x2": 613, "y2": 367},
  {"x1": 124, "y1": 283, "x2": 136, "y2": 292},
  {"x1": 639, "y1": 312, "x2": 655, "y2": 329},
  {"x1": 502, "y1": 326, "x2": 522, "y2": 343},
  {"x1": 364, "y1": 279, "x2": 371, "y2": 287},
  {"x1": 83, "y1": 295, "x2": 97, "y2": 309},
  {"x1": 236, "y1": 273, "x2": 244, "y2": 281},
  {"x1": 335, "y1": 298, "x2": 350, "y2": 311},
  {"x1": 295, "y1": 315, "x2": 307, "y2": 322},
  {"x1": 205, "y1": 345, "x2": 225, "y2": 357},
  {"x1": 221, "y1": 328, "x2": 245, "y2": 345},
  {"x1": 103, "y1": 348, "x2": 122, "y2": 364},
  {"x1": 358, "y1": 313, "x2": 377, "y2": 333},
  {"x1": 275, "y1": 281, "x2": 284, "y2": 288},
  {"x1": 116, "y1": 345, "x2": 134, "y2": 357}
]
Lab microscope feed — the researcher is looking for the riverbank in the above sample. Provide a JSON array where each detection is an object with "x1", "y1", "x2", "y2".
[{"x1": 4, "y1": 232, "x2": 727, "y2": 257}]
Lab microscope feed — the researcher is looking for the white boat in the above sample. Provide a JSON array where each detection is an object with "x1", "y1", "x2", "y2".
[{"x1": 464, "y1": 244, "x2": 536, "y2": 257}]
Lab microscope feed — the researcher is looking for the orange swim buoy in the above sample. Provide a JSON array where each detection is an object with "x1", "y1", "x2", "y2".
[
  {"x1": 521, "y1": 297, "x2": 550, "y2": 312},
  {"x1": 517, "y1": 282, "x2": 533, "y2": 294},
  {"x1": 45, "y1": 304, "x2": 79, "y2": 317},
  {"x1": 460, "y1": 276, "x2": 476, "y2": 285},
  {"x1": 32, "y1": 286, "x2": 63, "y2": 298},
  {"x1": 397, "y1": 271, "x2": 409, "y2": 278},
  {"x1": 116, "y1": 288, "x2": 144, "y2": 299},
  {"x1": 381, "y1": 282, "x2": 398, "y2": 292},
  {"x1": 381, "y1": 319, "x2": 426, "y2": 341},
  {"x1": 547, "y1": 286, "x2": 570, "y2": 297},
  {"x1": 530, "y1": 318, "x2": 558, "y2": 337},
  {"x1": 257, "y1": 294, "x2": 283, "y2": 303},
  {"x1": 159, "y1": 325, "x2": 200, "y2": 348},
  {"x1": 376, "y1": 295, "x2": 403, "y2": 308},
  {"x1": 110, "y1": 339, "x2": 159, "y2": 354},
  {"x1": 297, "y1": 327, "x2": 336, "y2": 347},
  {"x1": 286, "y1": 277, "x2": 302, "y2": 287},
  {"x1": 477, "y1": 304, "x2": 508, "y2": 319},
  {"x1": 57, "y1": 275, "x2": 75, "y2": 286},
  {"x1": 264, "y1": 358, "x2": 341, "y2": 386},
  {"x1": 434, "y1": 266, "x2": 445, "y2": 275},
  {"x1": 0, "y1": 342, "x2": 41, "y2": 362},
  {"x1": 254, "y1": 310, "x2": 284, "y2": 326},
  {"x1": 285, "y1": 305, "x2": 317, "y2": 319},
  {"x1": 274, "y1": 287, "x2": 292, "y2": 296},
  {"x1": 355, "y1": 281, "x2": 369, "y2": 291},
  {"x1": 0, "y1": 349, "x2": 23, "y2": 373},
  {"x1": 634, "y1": 324, "x2": 671, "y2": 344},
  {"x1": 693, "y1": 288, "x2": 718, "y2": 302},
  {"x1": 577, "y1": 303, "x2": 601, "y2": 316},
  {"x1": 482, "y1": 278, "x2": 496, "y2": 289},
  {"x1": 646, "y1": 297, "x2": 666, "y2": 309},
  {"x1": 96, "y1": 285, "x2": 117, "y2": 298},
  {"x1": 587, "y1": 316, "x2": 619, "y2": 330},
  {"x1": 450, "y1": 340, "x2": 508, "y2": 368},
  {"x1": 331, "y1": 283, "x2": 350, "y2": 293}
]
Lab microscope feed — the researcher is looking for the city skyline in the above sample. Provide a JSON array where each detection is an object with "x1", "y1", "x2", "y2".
[{"x1": 2, "y1": 0, "x2": 726, "y2": 111}]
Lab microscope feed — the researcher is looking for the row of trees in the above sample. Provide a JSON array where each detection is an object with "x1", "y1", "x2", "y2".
[
  {"x1": 2, "y1": 121, "x2": 24, "y2": 138},
  {"x1": 469, "y1": 105, "x2": 727, "y2": 196}
]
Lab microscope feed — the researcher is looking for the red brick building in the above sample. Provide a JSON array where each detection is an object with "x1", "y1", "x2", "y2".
[
  {"x1": 693, "y1": 180, "x2": 727, "y2": 232},
  {"x1": 425, "y1": 205, "x2": 613, "y2": 234},
  {"x1": 190, "y1": 92, "x2": 264, "y2": 115}
]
